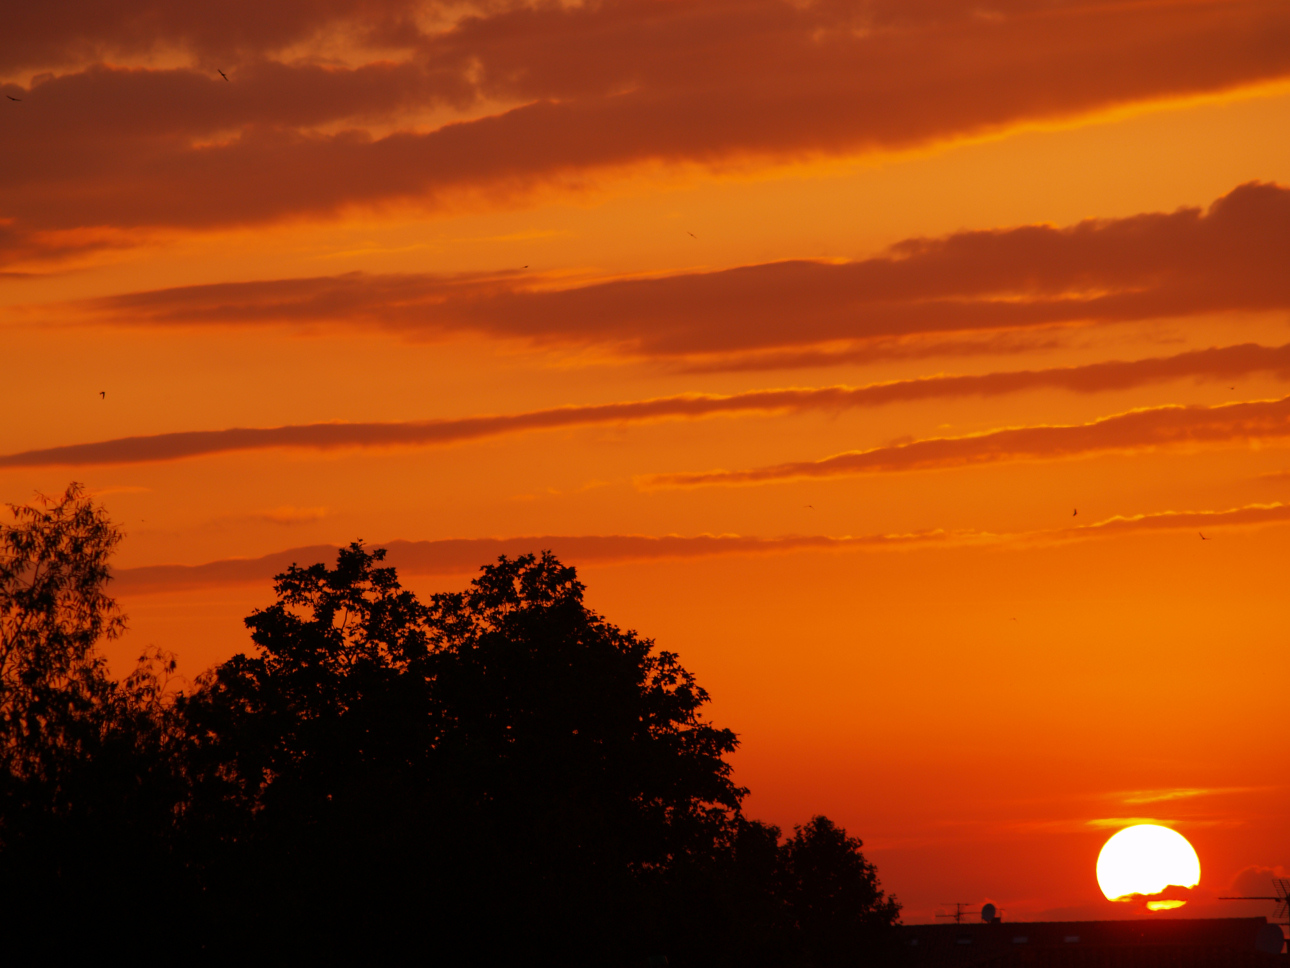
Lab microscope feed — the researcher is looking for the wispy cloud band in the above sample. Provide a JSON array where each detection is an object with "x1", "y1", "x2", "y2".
[
  {"x1": 4, "y1": 342, "x2": 1287, "y2": 469},
  {"x1": 34, "y1": 182, "x2": 1290, "y2": 359},
  {"x1": 643, "y1": 396, "x2": 1290, "y2": 489},
  {"x1": 112, "y1": 530, "x2": 954, "y2": 595},
  {"x1": 111, "y1": 502, "x2": 1290, "y2": 595}
]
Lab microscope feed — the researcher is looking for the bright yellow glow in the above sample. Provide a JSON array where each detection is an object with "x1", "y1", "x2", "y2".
[
  {"x1": 1147, "y1": 900, "x2": 1188, "y2": 911},
  {"x1": 1097, "y1": 824, "x2": 1200, "y2": 901}
]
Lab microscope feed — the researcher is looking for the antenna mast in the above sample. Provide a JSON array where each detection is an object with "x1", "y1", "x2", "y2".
[
  {"x1": 936, "y1": 902, "x2": 978, "y2": 925},
  {"x1": 1218, "y1": 878, "x2": 1290, "y2": 951}
]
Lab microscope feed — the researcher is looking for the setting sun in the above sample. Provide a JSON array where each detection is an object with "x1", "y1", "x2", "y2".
[
  {"x1": 1097, "y1": 825, "x2": 1201, "y2": 902},
  {"x1": 4, "y1": 0, "x2": 1290, "y2": 948}
]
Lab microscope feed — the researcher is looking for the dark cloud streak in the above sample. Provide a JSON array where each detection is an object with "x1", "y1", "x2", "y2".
[
  {"x1": 0, "y1": 0, "x2": 427, "y2": 74},
  {"x1": 644, "y1": 396, "x2": 1290, "y2": 488},
  {"x1": 112, "y1": 531, "x2": 946, "y2": 594},
  {"x1": 3, "y1": 0, "x2": 1288, "y2": 250},
  {"x1": 55, "y1": 182, "x2": 1290, "y2": 359},
  {"x1": 3, "y1": 341, "x2": 1288, "y2": 469},
  {"x1": 111, "y1": 501, "x2": 1290, "y2": 594}
]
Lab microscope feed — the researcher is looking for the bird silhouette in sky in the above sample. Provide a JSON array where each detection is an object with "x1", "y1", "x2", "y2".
[
  {"x1": 1199, "y1": 532, "x2": 1208, "y2": 540},
  {"x1": 5, "y1": 95, "x2": 20, "y2": 101},
  {"x1": 804, "y1": 504, "x2": 814, "y2": 509},
  {"x1": 218, "y1": 70, "x2": 229, "y2": 81},
  {"x1": 1073, "y1": 508, "x2": 1077, "y2": 516},
  {"x1": 687, "y1": 231, "x2": 697, "y2": 239},
  {"x1": 99, "y1": 391, "x2": 105, "y2": 399}
]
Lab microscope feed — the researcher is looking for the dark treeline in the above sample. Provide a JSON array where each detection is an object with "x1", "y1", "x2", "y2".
[{"x1": 0, "y1": 486, "x2": 900, "y2": 964}]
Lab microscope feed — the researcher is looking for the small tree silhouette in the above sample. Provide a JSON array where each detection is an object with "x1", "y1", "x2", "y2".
[
  {"x1": 0, "y1": 483, "x2": 125, "y2": 782},
  {"x1": 0, "y1": 485, "x2": 189, "y2": 957},
  {"x1": 780, "y1": 816, "x2": 901, "y2": 967}
]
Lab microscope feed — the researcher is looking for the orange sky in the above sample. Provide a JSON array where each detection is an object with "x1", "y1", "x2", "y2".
[{"x1": 3, "y1": 0, "x2": 1289, "y2": 925}]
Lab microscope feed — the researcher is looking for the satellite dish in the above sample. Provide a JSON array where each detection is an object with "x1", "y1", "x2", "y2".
[
  {"x1": 1255, "y1": 924, "x2": 1285, "y2": 955},
  {"x1": 981, "y1": 903, "x2": 997, "y2": 923}
]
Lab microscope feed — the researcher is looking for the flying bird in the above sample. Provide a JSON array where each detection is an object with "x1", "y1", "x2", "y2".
[
  {"x1": 1073, "y1": 508, "x2": 1077, "y2": 516},
  {"x1": 804, "y1": 504, "x2": 814, "y2": 509},
  {"x1": 5, "y1": 95, "x2": 20, "y2": 101},
  {"x1": 686, "y1": 231, "x2": 697, "y2": 239},
  {"x1": 99, "y1": 391, "x2": 105, "y2": 399},
  {"x1": 1199, "y1": 532, "x2": 1208, "y2": 540},
  {"x1": 218, "y1": 70, "x2": 229, "y2": 81}
]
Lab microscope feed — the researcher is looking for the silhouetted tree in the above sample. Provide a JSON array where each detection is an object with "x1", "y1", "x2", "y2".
[
  {"x1": 428, "y1": 551, "x2": 746, "y2": 960},
  {"x1": 182, "y1": 545, "x2": 746, "y2": 962},
  {"x1": 0, "y1": 485, "x2": 189, "y2": 955},
  {"x1": 656, "y1": 813, "x2": 901, "y2": 968},
  {"x1": 1, "y1": 483, "x2": 124, "y2": 782},
  {"x1": 779, "y1": 816, "x2": 901, "y2": 967},
  {"x1": 1, "y1": 494, "x2": 901, "y2": 963},
  {"x1": 654, "y1": 815, "x2": 796, "y2": 967},
  {"x1": 177, "y1": 541, "x2": 455, "y2": 952}
]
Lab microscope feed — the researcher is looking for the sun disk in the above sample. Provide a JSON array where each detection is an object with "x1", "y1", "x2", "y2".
[{"x1": 1097, "y1": 824, "x2": 1200, "y2": 902}]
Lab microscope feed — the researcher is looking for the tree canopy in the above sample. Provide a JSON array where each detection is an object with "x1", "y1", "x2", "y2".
[
  {"x1": 0, "y1": 487, "x2": 900, "y2": 964},
  {"x1": 0, "y1": 482, "x2": 124, "y2": 783},
  {"x1": 0, "y1": 485, "x2": 189, "y2": 956}
]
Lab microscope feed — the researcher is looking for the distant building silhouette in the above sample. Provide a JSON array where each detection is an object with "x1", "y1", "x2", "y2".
[{"x1": 898, "y1": 917, "x2": 1286, "y2": 966}]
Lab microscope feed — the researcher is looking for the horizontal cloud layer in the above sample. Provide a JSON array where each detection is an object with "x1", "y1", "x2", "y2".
[
  {"x1": 2, "y1": 0, "x2": 425, "y2": 74},
  {"x1": 53, "y1": 182, "x2": 1290, "y2": 359},
  {"x1": 112, "y1": 502, "x2": 1290, "y2": 595},
  {"x1": 1050, "y1": 502, "x2": 1290, "y2": 542},
  {"x1": 10, "y1": 0, "x2": 1275, "y2": 76},
  {"x1": 112, "y1": 531, "x2": 955, "y2": 594},
  {"x1": 5, "y1": 342, "x2": 1288, "y2": 469},
  {"x1": 3, "y1": 1, "x2": 1288, "y2": 258},
  {"x1": 643, "y1": 395, "x2": 1290, "y2": 488}
]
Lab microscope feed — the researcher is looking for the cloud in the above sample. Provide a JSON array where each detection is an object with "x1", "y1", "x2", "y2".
[
  {"x1": 674, "y1": 331, "x2": 1072, "y2": 373},
  {"x1": 7, "y1": 341, "x2": 1290, "y2": 469},
  {"x1": 642, "y1": 396, "x2": 1290, "y2": 489},
  {"x1": 255, "y1": 505, "x2": 329, "y2": 524},
  {"x1": 111, "y1": 530, "x2": 957, "y2": 594},
  {"x1": 936, "y1": 501, "x2": 1290, "y2": 548},
  {"x1": 111, "y1": 501, "x2": 1290, "y2": 595},
  {"x1": 1043, "y1": 503, "x2": 1290, "y2": 543},
  {"x1": 1085, "y1": 817, "x2": 1164, "y2": 830},
  {"x1": 44, "y1": 182, "x2": 1290, "y2": 361},
  {"x1": 0, "y1": 0, "x2": 427, "y2": 74},
  {"x1": 1119, "y1": 787, "x2": 1258, "y2": 805},
  {"x1": 3, "y1": 2, "x2": 1289, "y2": 252},
  {"x1": 1227, "y1": 865, "x2": 1289, "y2": 895},
  {"x1": 1085, "y1": 819, "x2": 1234, "y2": 835}
]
